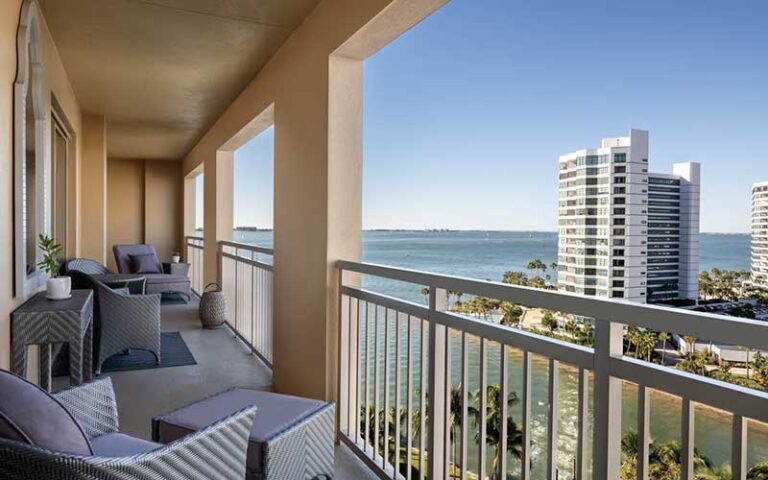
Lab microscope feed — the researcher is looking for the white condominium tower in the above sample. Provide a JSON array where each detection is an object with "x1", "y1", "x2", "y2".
[
  {"x1": 557, "y1": 129, "x2": 700, "y2": 303},
  {"x1": 752, "y1": 182, "x2": 768, "y2": 286}
]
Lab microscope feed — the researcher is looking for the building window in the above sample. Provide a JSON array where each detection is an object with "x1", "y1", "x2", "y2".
[
  {"x1": 613, "y1": 228, "x2": 625, "y2": 235},
  {"x1": 613, "y1": 249, "x2": 625, "y2": 256},
  {"x1": 613, "y1": 260, "x2": 625, "y2": 267},
  {"x1": 614, "y1": 187, "x2": 626, "y2": 194},
  {"x1": 612, "y1": 291, "x2": 625, "y2": 298},
  {"x1": 615, "y1": 197, "x2": 626, "y2": 205},
  {"x1": 613, "y1": 218, "x2": 625, "y2": 226},
  {"x1": 613, "y1": 269, "x2": 625, "y2": 277},
  {"x1": 614, "y1": 166, "x2": 626, "y2": 174},
  {"x1": 614, "y1": 153, "x2": 627, "y2": 163},
  {"x1": 614, "y1": 208, "x2": 626, "y2": 215},
  {"x1": 612, "y1": 280, "x2": 625, "y2": 288},
  {"x1": 614, "y1": 176, "x2": 626, "y2": 184}
]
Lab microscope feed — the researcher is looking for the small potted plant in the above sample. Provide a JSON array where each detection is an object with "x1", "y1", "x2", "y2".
[
  {"x1": 38, "y1": 234, "x2": 70, "y2": 300},
  {"x1": 171, "y1": 251, "x2": 181, "y2": 263}
]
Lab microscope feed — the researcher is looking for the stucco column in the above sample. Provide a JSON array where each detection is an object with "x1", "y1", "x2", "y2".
[
  {"x1": 203, "y1": 151, "x2": 233, "y2": 286},
  {"x1": 80, "y1": 114, "x2": 107, "y2": 263},
  {"x1": 271, "y1": 55, "x2": 363, "y2": 402},
  {"x1": 182, "y1": 174, "x2": 197, "y2": 260}
]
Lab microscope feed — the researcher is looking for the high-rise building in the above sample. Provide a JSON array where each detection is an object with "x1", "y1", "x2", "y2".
[
  {"x1": 557, "y1": 129, "x2": 700, "y2": 303},
  {"x1": 752, "y1": 182, "x2": 768, "y2": 287}
]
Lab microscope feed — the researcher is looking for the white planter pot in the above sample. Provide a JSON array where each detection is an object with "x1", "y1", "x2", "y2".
[
  {"x1": 46, "y1": 276, "x2": 71, "y2": 300},
  {"x1": 171, "y1": 255, "x2": 181, "y2": 263}
]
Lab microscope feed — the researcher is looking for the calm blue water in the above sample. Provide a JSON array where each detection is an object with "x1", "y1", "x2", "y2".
[{"x1": 232, "y1": 230, "x2": 765, "y2": 472}]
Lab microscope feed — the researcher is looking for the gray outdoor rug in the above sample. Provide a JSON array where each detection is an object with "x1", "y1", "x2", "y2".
[{"x1": 101, "y1": 332, "x2": 197, "y2": 373}]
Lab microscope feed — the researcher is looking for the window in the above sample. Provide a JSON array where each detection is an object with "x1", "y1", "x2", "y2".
[
  {"x1": 14, "y1": 3, "x2": 52, "y2": 298},
  {"x1": 613, "y1": 249, "x2": 625, "y2": 256},
  {"x1": 614, "y1": 153, "x2": 626, "y2": 163},
  {"x1": 613, "y1": 208, "x2": 625, "y2": 215},
  {"x1": 615, "y1": 197, "x2": 626, "y2": 205},
  {"x1": 614, "y1": 187, "x2": 626, "y2": 194},
  {"x1": 614, "y1": 176, "x2": 626, "y2": 184},
  {"x1": 613, "y1": 259, "x2": 625, "y2": 267},
  {"x1": 614, "y1": 166, "x2": 626, "y2": 174},
  {"x1": 612, "y1": 291, "x2": 625, "y2": 298},
  {"x1": 613, "y1": 269, "x2": 625, "y2": 277},
  {"x1": 613, "y1": 218, "x2": 625, "y2": 226},
  {"x1": 612, "y1": 280, "x2": 625, "y2": 288},
  {"x1": 613, "y1": 239, "x2": 625, "y2": 246},
  {"x1": 613, "y1": 228, "x2": 625, "y2": 235}
]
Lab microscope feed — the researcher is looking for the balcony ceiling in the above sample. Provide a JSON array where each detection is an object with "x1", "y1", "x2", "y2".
[{"x1": 39, "y1": 0, "x2": 323, "y2": 160}]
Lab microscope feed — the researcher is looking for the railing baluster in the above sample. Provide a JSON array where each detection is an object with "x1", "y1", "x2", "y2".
[
  {"x1": 547, "y1": 358, "x2": 560, "y2": 480},
  {"x1": 406, "y1": 314, "x2": 413, "y2": 480},
  {"x1": 637, "y1": 385, "x2": 650, "y2": 480},
  {"x1": 427, "y1": 287, "x2": 448, "y2": 480},
  {"x1": 395, "y1": 311, "x2": 402, "y2": 477},
  {"x1": 522, "y1": 351, "x2": 532, "y2": 480},
  {"x1": 500, "y1": 344, "x2": 509, "y2": 480},
  {"x1": 384, "y1": 308, "x2": 390, "y2": 468},
  {"x1": 732, "y1": 414, "x2": 747, "y2": 480},
  {"x1": 374, "y1": 305, "x2": 380, "y2": 460},
  {"x1": 352, "y1": 297, "x2": 360, "y2": 441},
  {"x1": 681, "y1": 399, "x2": 695, "y2": 480},
  {"x1": 419, "y1": 317, "x2": 427, "y2": 480},
  {"x1": 364, "y1": 301, "x2": 370, "y2": 452},
  {"x1": 576, "y1": 367, "x2": 588, "y2": 480},
  {"x1": 479, "y1": 338, "x2": 487, "y2": 480},
  {"x1": 460, "y1": 333, "x2": 468, "y2": 480},
  {"x1": 444, "y1": 327, "x2": 452, "y2": 479}
]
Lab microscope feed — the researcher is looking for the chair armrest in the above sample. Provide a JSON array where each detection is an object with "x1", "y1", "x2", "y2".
[
  {"x1": 163, "y1": 262, "x2": 190, "y2": 276},
  {"x1": 0, "y1": 406, "x2": 256, "y2": 480},
  {"x1": 52, "y1": 378, "x2": 119, "y2": 437},
  {"x1": 103, "y1": 405, "x2": 257, "y2": 479}
]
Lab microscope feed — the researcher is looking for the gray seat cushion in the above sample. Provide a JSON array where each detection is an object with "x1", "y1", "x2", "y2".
[
  {"x1": 91, "y1": 432, "x2": 161, "y2": 457},
  {"x1": 0, "y1": 370, "x2": 92, "y2": 455},
  {"x1": 143, "y1": 273, "x2": 190, "y2": 285},
  {"x1": 154, "y1": 389, "x2": 326, "y2": 474}
]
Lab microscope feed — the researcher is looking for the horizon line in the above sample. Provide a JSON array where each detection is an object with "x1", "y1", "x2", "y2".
[{"x1": 215, "y1": 227, "x2": 752, "y2": 235}]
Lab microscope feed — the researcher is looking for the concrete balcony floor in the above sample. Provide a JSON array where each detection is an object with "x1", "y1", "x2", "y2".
[{"x1": 55, "y1": 298, "x2": 376, "y2": 480}]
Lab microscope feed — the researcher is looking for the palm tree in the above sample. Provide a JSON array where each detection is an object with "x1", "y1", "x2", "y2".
[
  {"x1": 468, "y1": 385, "x2": 523, "y2": 479},
  {"x1": 541, "y1": 310, "x2": 557, "y2": 334},
  {"x1": 526, "y1": 258, "x2": 547, "y2": 277},
  {"x1": 682, "y1": 336, "x2": 697, "y2": 359},
  {"x1": 502, "y1": 271, "x2": 528, "y2": 286},
  {"x1": 499, "y1": 302, "x2": 523, "y2": 328},
  {"x1": 658, "y1": 331, "x2": 670, "y2": 364}
]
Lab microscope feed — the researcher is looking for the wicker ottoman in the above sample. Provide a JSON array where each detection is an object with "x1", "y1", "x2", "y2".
[{"x1": 152, "y1": 389, "x2": 334, "y2": 480}]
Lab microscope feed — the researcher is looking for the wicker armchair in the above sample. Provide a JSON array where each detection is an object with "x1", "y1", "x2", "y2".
[
  {"x1": 92, "y1": 280, "x2": 161, "y2": 375},
  {"x1": 0, "y1": 377, "x2": 257, "y2": 480},
  {"x1": 63, "y1": 258, "x2": 111, "y2": 290}
]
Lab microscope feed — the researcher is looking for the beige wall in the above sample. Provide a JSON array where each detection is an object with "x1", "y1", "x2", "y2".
[
  {"x1": 106, "y1": 158, "x2": 183, "y2": 271},
  {"x1": 80, "y1": 113, "x2": 107, "y2": 264},
  {"x1": 1, "y1": 0, "x2": 83, "y2": 369},
  {"x1": 145, "y1": 161, "x2": 183, "y2": 262},
  {"x1": 106, "y1": 158, "x2": 145, "y2": 271},
  {"x1": 182, "y1": 0, "x2": 446, "y2": 400}
]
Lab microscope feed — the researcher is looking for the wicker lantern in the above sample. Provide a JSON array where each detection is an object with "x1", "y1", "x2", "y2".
[{"x1": 199, "y1": 282, "x2": 226, "y2": 329}]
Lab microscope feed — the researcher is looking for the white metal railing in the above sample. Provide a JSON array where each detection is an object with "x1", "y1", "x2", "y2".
[
  {"x1": 337, "y1": 260, "x2": 768, "y2": 480},
  {"x1": 218, "y1": 240, "x2": 274, "y2": 367},
  {"x1": 185, "y1": 236, "x2": 204, "y2": 296}
]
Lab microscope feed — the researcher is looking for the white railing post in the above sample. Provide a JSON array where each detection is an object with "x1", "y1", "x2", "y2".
[
  {"x1": 592, "y1": 319, "x2": 623, "y2": 480},
  {"x1": 427, "y1": 287, "x2": 448, "y2": 480}
]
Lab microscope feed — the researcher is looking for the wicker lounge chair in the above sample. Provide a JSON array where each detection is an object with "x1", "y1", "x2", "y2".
[
  {"x1": 113, "y1": 245, "x2": 191, "y2": 301},
  {"x1": 0, "y1": 371, "x2": 257, "y2": 480}
]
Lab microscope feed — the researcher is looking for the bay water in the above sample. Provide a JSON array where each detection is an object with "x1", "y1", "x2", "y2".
[{"x1": 233, "y1": 229, "x2": 766, "y2": 475}]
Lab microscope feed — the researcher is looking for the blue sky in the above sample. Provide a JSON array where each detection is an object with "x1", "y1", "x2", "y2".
[{"x1": 228, "y1": 0, "x2": 768, "y2": 233}]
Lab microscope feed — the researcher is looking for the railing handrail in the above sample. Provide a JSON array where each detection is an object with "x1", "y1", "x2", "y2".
[
  {"x1": 219, "y1": 239, "x2": 274, "y2": 256},
  {"x1": 338, "y1": 260, "x2": 768, "y2": 352},
  {"x1": 185, "y1": 235, "x2": 204, "y2": 242}
]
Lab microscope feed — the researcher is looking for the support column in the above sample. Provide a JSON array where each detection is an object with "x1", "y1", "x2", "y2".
[
  {"x1": 203, "y1": 151, "x2": 233, "y2": 286},
  {"x1": 182, "y1": 174, "x2": 197, "y2": 262},
  {"x1": 271, "y1": 54, "x2": 363, "y2": 401},
  {"x1": 80, "y1": 114, "x2": 107, "y2": 264}
]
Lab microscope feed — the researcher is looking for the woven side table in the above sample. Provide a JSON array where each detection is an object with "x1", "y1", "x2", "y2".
[{"x1": 10, "y1": 290, "x2": 94, "y2": 392}]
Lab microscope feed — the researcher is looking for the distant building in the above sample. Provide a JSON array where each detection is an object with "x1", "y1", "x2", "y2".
[
  {"x1": 752, "y1": 182, "x2": 768, "y2": 287},
  {"x1": 557, "y1": 129, "x2": 700, "y2": 303}
]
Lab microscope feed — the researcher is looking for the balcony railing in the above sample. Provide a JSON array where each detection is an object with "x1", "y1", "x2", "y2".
[
  {"x1": 337, "y1": 261, "x2": 768, "y2": 480},
  {"x1": 219, "y1": 240, "x2": 274, "y2": 367},
  {"x1": 185, "y1": 235, "x2": 204, "y2": 296}
]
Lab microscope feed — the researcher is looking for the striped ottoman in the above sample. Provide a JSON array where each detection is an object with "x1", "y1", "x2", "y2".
[{"x1": 152, "y1": 389, "x2": 334, "y2": 480}]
